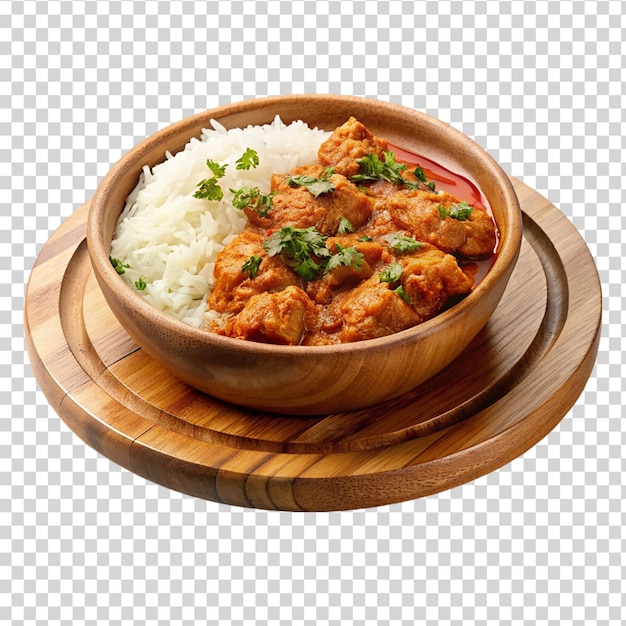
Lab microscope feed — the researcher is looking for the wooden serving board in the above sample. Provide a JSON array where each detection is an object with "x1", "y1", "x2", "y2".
[{"x1": 24, "y1": 179, "x2": 601, "y2": 511}]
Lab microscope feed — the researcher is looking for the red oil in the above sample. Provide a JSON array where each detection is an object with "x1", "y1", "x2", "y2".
[
  {"x1": 389, "y1": 144, "x2": 497, "y2": 287},
  {"x1": 389, "y1": 144, "x2": 489, "y2": 211}
]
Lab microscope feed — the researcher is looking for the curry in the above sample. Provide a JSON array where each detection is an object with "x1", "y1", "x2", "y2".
[{"x1": 204, "y1": 117, "x2": 497, "y2": 345}]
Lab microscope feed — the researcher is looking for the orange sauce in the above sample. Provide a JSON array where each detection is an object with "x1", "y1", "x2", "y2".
[
  {"x1": 389, "y1": 143, "x2": 497, "y2": 287},
  {"x1": 390, "y1": 144, "x2": 489, "y2": 211}
]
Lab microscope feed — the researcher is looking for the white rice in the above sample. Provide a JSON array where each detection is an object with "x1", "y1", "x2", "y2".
[{"x1": 110, "y1": 116, "x2": 330, "y2": 327}]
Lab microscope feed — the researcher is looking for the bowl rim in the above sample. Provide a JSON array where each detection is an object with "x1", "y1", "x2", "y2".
[{"x1": 87, "y1": 94, "x2": 522, "y2": 357}]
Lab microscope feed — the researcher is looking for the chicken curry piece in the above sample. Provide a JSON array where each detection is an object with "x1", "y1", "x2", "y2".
[{"x1": 205, "y1": 116, "x2": 497, "y2": 345}]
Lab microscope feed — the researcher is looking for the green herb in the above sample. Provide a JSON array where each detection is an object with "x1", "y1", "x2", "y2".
[
  {"x1": 236, "y1": 148, "x2": 260, "y2": 170},
  {"x1": 352, "y1": 151, "x2": 437, "y2": 192},
  {"x1": 337, "y1": 217, "x2": 354, "y2": 234},
  {"x1": 194, "y1": 158, "x2": 227, "y2": 201},
  {"x1": 110, "y1": 256, "x2": 130, "y2": 275},
  {"x1": 285, "y1": 167, "x2": 336, "y2": 198},
  {"x1": 263, "y1": 225, "x2": 368, "y2": 280},
  {"x1": 438, "y1": 201, "x2": 474, "y2": 221},
  {"x1": 231, "y1": 186, "x2": 276, "y2": 217},
  {"x1": 205, "y1": 158, "x2": 227, "y2": 178},
  {"x1": 352, "y1": 151, "x2": 406, "y2": 186},
  {"x1": 242, "y1": 255, "x2": 262, "y2": 279},
  {"x1": 413, "y1": 165, "x2": 437, "y2": 192},
  {"x1": 394, "y1": 284, "x2": 411, "y2": 303},
  {"x1": 379, "y1": 262, "x2": 403, "y2": 284},
  {"x1": 194, "y1": 177, "x2": 223, "y2": 201},
  {"x1": 383, "y1": 232, "x2": 423, "y2": 253},
  {"x1": 379, "y1": 262, "x2": 411, "y2": 302},
  {"x1": 264, "y1": 226, "x2": 331, "y2": 281},
  {"x1": 325, "y1": 244, "x2": 364, "y2": 274},
  {"x1": 134, "y1": 277, "x2": 147, "y2": 290},
  {"x1": 357, "y1": 235, "x2": 373, "y2": 242}
]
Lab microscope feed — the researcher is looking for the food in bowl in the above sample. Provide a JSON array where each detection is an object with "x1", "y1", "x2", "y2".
[
  {"x1": 109, "y1": 116, "x2": 329, "y2": 327},
  {"x1": 88, "y1": 95, "x2": 521, "y2": 414},
  {"x1": 110, "y1": 115, "x2": 497, "y2": 346}
]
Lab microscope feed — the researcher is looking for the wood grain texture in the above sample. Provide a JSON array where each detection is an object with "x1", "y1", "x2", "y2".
[{"x1": 24, "y1": 179, "x2": 602, "y2": 511}]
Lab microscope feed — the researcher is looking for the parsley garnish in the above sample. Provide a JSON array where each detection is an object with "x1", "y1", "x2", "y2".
[
  {"x1": 110, "y1": 256, "x2": 130, "y2": 275},
  {"x1": 413, "y1": 165, "x2": 437, "y2": 192},
  {"x1": 379, "y1": 262, "x2": 403, "y2": 284},
  {"x1": 337, "y1": 217, "x2": 354, "y2": 234},
  {"x1": 231, "y1": 186, "x2": 276, "y2": 217},
  {"x1": 325, "y1": 243, "x2": 364, "y2": 273},
  {"x1": 353, "y1": 152, "x2": 406, "y2": 186},
  {"x1": 352, "y1": 151, "x2": 437, "y2": 192},
  {"x1": 264, "y1": 226, "x2": 331, "y2": 280},
  {"x1": 194, "y1": 158, "x2": 227, "y2": 201},
  {"x1": 285, "y1": 167, "x2": 336, "y2": 198},
  {"x1": 438, "y1": 201, "x2": 474, "y2": 221},
  {"x1": 383, "y1": 232, "x2": 423, "y2": 254},
  {"x1": 236, "y1": 148, "x2": 260, "y2": 170},
  {"x1": 134, "y1": 277, "x2": 147, "y2": 290},
  {"x1": 394, "y1": 284, "x2": 411, "y2": 303},
  {"x1": 194, "y1": 178, "x2": 223, "y2": 201},
  {"x1": 263, "y1": 226, "x2": 363, "y2": 280},
  {"x1": 242, "y1": 255, "x2": 262, "y2": 279},
  {"x1": 379, "y1": 263, "x2": 411, "y2": 303}
]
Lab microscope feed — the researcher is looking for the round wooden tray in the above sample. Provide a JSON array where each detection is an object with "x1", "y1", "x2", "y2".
[{"x1": 24, "y1": 179, "x2": 601, "y2": 511}]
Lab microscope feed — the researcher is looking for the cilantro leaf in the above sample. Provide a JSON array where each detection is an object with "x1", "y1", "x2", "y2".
[
  {"x1": 351, "y1": 153, "x2": 384, "y2": 182},
  {"x1": 295, "y1": 257, "x2": 324, "y2": 281},
  {"x1": 205, "y1": 159, "x2": 227, "y2": 178},
  {"x1": 264, "y1": 226, "x2": 331, "y2": 280},
  {"x1": 379, "y1": 262, "x2": 410, "y2": 301},
  {"x1": 194, "y1": 177, "x2": 224, "y2": 201},
  {"x1": 337, "y1": 217, "x2": 354, "y2": 234},
  {"x1": 285, "y1": 167, "x2": 336, "y2": 198},
  {"x1": 379, "y1": 262, "x2": 403, "y2": 284},
  {"x1": 394, "y1": 284, "x2": 411, "y2": 303},
  {"x1": 383, "y1": 232, "x2": 423, "y2": 254},
  {"x1": 352, "y1": 151, "x2": 437, "y2": 192},
  {"x1": 110, "y1": 256, "x2": 130, "y2": 275},
  {"x1": 352, "y1": 152, "x2": 406, "y2": 185},
  {"x1": 413, "y1": 165, "x2": 437, "y2": 192},
  {"x1": 325, "y1": 244, "x2": 364, "y2": 273},
  {"x1": 236, "y1": 148, "x2": 260, "y2": 170},
  {"x1": 230, "y1": 186, "x2": 276, "y2": 217},
  {"x1": 438, "y1": 201, "x2": 474, "y2": 221},
  {"x1": 193, "y1": 159, "x2": 227, "y2": 201},
  {"x1": 134, "y1": 277, "x2": 147, "y2": 290},
  {"x1": 242, "y1": 255, "x2": 262, "y2": 279}
]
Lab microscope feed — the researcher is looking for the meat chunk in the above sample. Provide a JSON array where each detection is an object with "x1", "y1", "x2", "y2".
[
  {"x1": 304, "y1": 236, "x2": 384, "y2": 305},
  {"x1": 337, "y1": 277, "x2": 421, "y2": 343},
  {"x1": 337, "y1": 243, "x2": 473, "y2": 342},
  {"x1": 305, "y1": 263, "x2": 372, "y2": 305},
  {"x1": 227, "y1": 286, "x2": 314, "y2": 345},
  {"x1": 397, "y1": 244, "x2": 474, "y2": 320},
  {"x1": 208, "y1": 230, "x2": 300, "y2": 316},
  {"x1": 326, "y1": 234, "x2": 385, "y2": 267},
  {"x1": 386, "y1": 189, "x2": 497, "y2": 259},
  {"x1": 203, "y1": 115, "x2": 497, "y2": 346},
  {"x1": 317, "y1": 117, "x2": 389, "y2": 179},
  {"x1": 247, "y1": 164, "x2": 372, "y2": 235}
]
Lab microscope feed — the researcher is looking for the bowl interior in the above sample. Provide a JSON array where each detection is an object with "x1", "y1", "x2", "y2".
[
  {"x1": 89, "y1": 95, "x2": 521, "y2": 349},
  {"x1": 86, "y1": 95, "x2": 522, "y2": 413}
]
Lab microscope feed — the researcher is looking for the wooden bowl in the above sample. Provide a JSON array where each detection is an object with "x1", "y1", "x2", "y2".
[{"x1": 87, "y1": 95, "x2": 522, "y2": 415}]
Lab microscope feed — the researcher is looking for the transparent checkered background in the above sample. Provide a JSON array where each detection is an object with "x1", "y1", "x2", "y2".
[{"x1": 3, "y1": 0, "x2": 624, "y2": 624}]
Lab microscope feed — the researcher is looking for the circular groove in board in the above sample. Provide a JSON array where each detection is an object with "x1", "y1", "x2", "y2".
[{"x1": 24, "y1": 178, "x2": 602, "y2": 511}]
